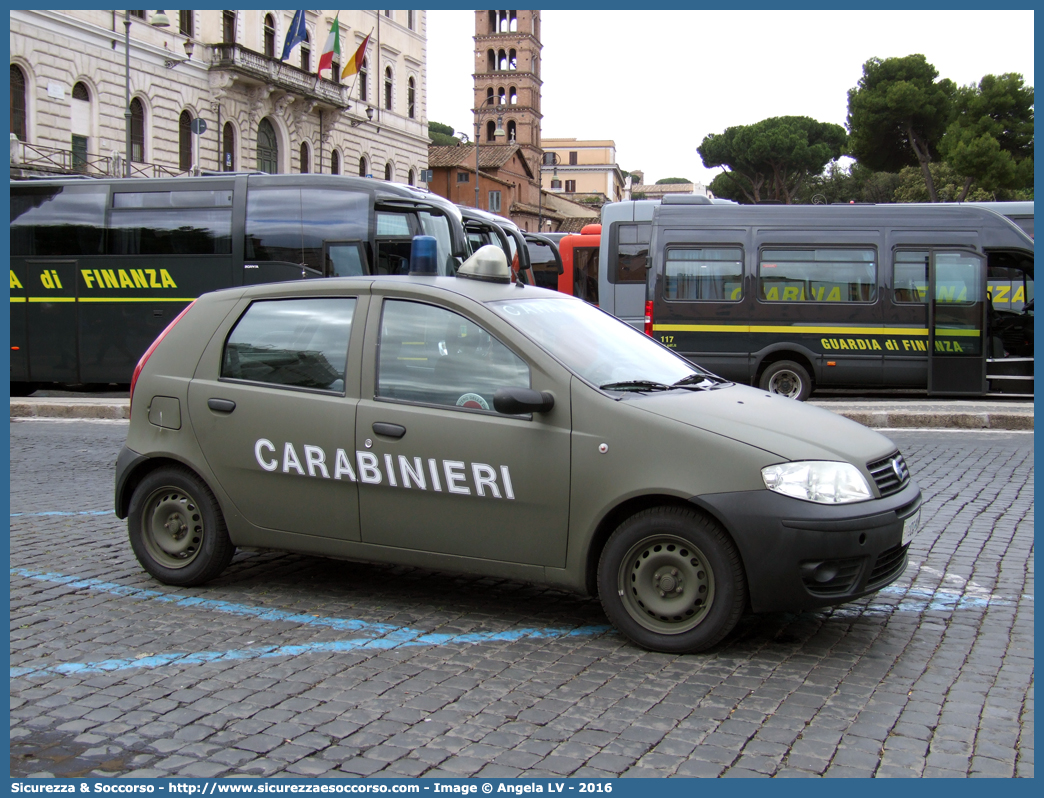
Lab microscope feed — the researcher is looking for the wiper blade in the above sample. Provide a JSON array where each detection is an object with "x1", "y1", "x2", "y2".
[
  {"x1": 672, "y1": 372, "x2": 730, "y2": 389},
  {"x1": 599, "y1": 380, "x2": 672, "y2": 392}
]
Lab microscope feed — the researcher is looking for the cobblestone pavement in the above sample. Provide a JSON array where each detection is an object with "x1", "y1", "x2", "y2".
[{"x1": 9, "y1": 421, "x2": 1034, "y2": 778}]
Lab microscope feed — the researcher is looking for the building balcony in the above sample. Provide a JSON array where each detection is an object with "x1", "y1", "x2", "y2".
[
  {"x1": 210, "y1": 43, "x2": 352, "y2": 111},
  {"x1": 10, "y1": 135, "x2": 182, "y2": 179}
]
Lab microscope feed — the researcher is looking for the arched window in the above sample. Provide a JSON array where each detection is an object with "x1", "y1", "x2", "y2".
[
  {"x1": 10, "y1": 65, "x2": 26, "y2": 141},
  {"x1": 509, "y1": 11, "x2": 517, "y2": 32},
  {"x1": 486, "y1": 119, "x2": 495, "y2": 142},
  {"x1": 488, "y1": 11, "x2": 496, "y2": 33},
  {"x1": 507, "y1": 120, "x2": 516, "y2": 142},
  {"x1": 301, "y1": 31, "x2": 310, "y2": 72},
  {"x1": 533, "y1": 55, "x2": 539, "y2": 77},
  {"x1": 497, "y1": 49, "x2": 507, "y2": 71},
  {"x1": 487, "y1": 49, "x2": 495, "y2": 72},
  {"x1": 384, "y1": 162, "x2": 393, "y2": 181},
  {"x1": 263, "y1": 14, "x2": 275, "y2": 58},
  {"x1": 222, "y1": 122, "x2": 235, "y2": 171},
  {"x1": 71, "y1": 82, "x2": 91, "y2": 173},
  {"x1": 330, "y1": 148, "x2": 340, "y2": 175},
  {"x1": 257, "y1": 117, "x2": 278, "y2": 173},
  {"x1": 498, "y1": 87, "x2": 506, "y2": 105},
  {"x1": 129, "y1": 98, "x2": 145, "y2": 163},
  {"x1": 359, "y1": 156, "x2": 368, "y2": 177},
  {"x1": 179, "y1": 110, "x2": 193, "y2": 172},
  {"x1": 72, "y1": 82, "x2": 89, "y2": 102},
  {"x1": 486, "y1": 87, "x2": 495, "y2": 105},
  {"x1": 508, "y1": 49, "x2": 517, "y2": 70},
  {"x1": 408, "y1": 168, "x2": 415, "y2": 186},
  {"x1": 509, "y1": 86, "x2": 517, "y2": 104},
  {"x1": 299, "y1": 141, "x2": 310, "y2": 173},
  {"x1": 407, "y1": 77, "x2": 415, "y2": 119},
  {"x1": 498, "y1": 10, "x2": 508, "y2": 32},
  {"x1": 359, "y1": 57, "x2": 367, "y2": 100},
  {"x1": 384, "y1": 66, "x2": 393, "y2": 111}
]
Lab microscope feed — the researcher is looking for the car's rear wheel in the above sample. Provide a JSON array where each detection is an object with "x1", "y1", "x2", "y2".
[
  {"x1": 597, "y1": 507, "x2": 746, "y2": 653},
  {"x1": 127, "y1": 466, "x2": 234, "y2": 586},
  {"x1": 759, "y1": 360, "x2": 812, "y2": 400}
]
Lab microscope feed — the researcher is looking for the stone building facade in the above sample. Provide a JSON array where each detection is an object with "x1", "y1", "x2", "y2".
[
  {"x1": 540, "y1": 138, "x2": 625, "y2": 205},
  {"x1": 10, "y1": 10, "x2": 429, "y2": 183}
]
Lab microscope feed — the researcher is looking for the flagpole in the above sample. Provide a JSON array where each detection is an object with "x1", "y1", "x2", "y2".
[{"x1": 344, "y1": 30, "x2": 374, "y2": 111}]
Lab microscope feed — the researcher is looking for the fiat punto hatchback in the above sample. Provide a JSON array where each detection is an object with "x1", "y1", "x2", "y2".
[{"x1": 116, "y1": 244, "x2": 922, "y2": 653}]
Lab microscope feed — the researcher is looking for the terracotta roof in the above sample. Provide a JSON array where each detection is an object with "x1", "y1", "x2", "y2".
[
  {"x1": 427, "y1": 144, "x2": 523, "y2": 171},
  {"x1": 557, "y1": 217, "x2": 593, "y2": 233}
]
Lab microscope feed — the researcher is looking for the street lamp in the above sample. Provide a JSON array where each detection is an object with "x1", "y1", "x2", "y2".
[
  {"x1": 538, "y1": 151, "x2": 560, "y2": 232},
  {"x1": 473, "y1": 96, "x2": 505, "y2": 210}
]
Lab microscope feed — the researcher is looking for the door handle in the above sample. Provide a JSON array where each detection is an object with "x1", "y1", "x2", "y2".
[
  {"x1": 372, "y1": 422, "x2": 406, "y2": 439},
  {"x1": 207, "y1": 398, "x2": 236, "y2": 413}
]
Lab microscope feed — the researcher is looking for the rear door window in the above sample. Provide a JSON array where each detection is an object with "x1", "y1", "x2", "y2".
[{"x1": 222, "y1": 298, "x2": 357, "y2": 393}]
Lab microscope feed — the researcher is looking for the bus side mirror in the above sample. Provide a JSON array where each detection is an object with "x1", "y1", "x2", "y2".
[{"x1": 493, "y1": 387, "x2": 555, "y2": 415}]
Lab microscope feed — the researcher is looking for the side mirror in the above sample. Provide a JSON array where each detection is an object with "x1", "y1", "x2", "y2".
[{"x1": 493, "y1": 387, "x2": 555, "y2": 415}]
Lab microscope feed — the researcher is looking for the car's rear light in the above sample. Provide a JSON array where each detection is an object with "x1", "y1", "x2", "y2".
[
  {"x1": 644, "y1": 300, "x2": 654, "y2": 337},
  {"x1": 130, "y1": 301, "x2": 195, "y2": 414}
]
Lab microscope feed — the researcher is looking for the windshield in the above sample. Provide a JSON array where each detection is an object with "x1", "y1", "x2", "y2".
[{"x1": 491, "y1": 296, "x2": 708, "y2": 388}]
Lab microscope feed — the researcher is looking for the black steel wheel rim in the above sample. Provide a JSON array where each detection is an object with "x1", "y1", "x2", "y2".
[{"x1": 617, "y1": 533, "x2": 715, "y2": 635}]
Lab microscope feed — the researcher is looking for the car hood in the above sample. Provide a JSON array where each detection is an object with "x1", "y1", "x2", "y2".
[{"x1": 627, "y1": 383, "x2": 898, "y2": 465}]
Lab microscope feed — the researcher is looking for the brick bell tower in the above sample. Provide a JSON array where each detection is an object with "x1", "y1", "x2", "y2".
[{"x1": 473, "y1": 10, "x2": 543, "y2": 177}]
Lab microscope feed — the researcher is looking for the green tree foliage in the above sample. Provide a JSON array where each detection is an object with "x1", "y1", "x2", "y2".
[
  {"x1": 846, "y1": 54, "x2": 955, "y2": 202},
  {"x1": 940, "y1": 73, "x2": 1034, "y2": 200},
  {"x1": 893, "y1": 162, "x2": 996, "y2": 203},
  {"x1": 654, "y1": 177, "x2": 691, "y2": 184},
  {"x1": 698, "y1": 116, "x2": 847, "y2": 204},
  {"x1": 800, "y1": 162, "x2": 902, "y2": 205},
  {"x1": 428, "y1": 121, "x2": 460, "y2": 146}
]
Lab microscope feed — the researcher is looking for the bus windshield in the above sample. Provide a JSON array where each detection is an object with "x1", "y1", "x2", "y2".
[{"x1": 491, "y1": 295, "x2": 713, "y2": 389}]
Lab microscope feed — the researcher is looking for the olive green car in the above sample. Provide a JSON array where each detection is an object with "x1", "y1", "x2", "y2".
[{"x1": 116, "y1": 245, "x2": 922, "y2": 653}]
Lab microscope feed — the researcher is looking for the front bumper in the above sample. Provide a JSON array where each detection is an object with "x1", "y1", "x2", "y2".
[{"x1": 693, "y1": 481, "x2": 921, "y2": 614}]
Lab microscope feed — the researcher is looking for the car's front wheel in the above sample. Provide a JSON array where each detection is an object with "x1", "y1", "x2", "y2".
[
  {"x1": 127, "y1": 466, "x2": 234, "y2": 586},
  {"x1": 597, "y1": 507, "x2": 746, "y2": 653}
]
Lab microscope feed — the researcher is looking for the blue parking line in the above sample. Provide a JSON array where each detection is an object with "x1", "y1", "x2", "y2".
[
  {"x1": 9, "y1": 567, "x2": 613, "y2": 678},
  {"x1": 11, "y1": 511, "x2": 112, "y2": 517}
]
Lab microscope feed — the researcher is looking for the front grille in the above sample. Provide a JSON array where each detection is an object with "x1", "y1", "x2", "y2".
[
  {"x1": 802, "y1": 557, "x2": 864, "y2": 597},
  {"x1": 868, "y1": 452, "x2": 911, "y2": 497},
  {"x1": 867, "y1": 543, "x2": 909, "y2": 589}
]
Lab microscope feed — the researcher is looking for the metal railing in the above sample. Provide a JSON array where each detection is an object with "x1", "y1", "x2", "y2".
[
  {"x1": 10, "y1": 138, "x2": 182, "y2": 179},
  {"x1": 211, "y1": 43, "x2": 352, "y2": 109}
]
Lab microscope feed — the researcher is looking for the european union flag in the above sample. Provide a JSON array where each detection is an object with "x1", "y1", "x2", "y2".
[{"x1": 280, "y1": 10, "x2": 307, "y2": 61}]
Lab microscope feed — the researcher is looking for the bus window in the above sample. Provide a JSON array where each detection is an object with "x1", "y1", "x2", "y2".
[
  {"x1": 326, "y1": 242, "x2": 367, "y2": 277},
  {"x1": 759, "y1": 248, "x2": 877, "y2": 303},
  {"x1": 11, "y1": 184, "x2": 107, "y2": 257},
  {"x1": 894, "y1": 251, "x2": 928, "y2": 303},
  {"x1": 613, "y1": 223, "x2": 650, "y2": 284},
  {"x1": 418, "y1": 210, "x2": 456, "y2": 274},
  {"x1": 111, "y1": 190, "x2": 233, "y2": 256},
  {"x1": 300, "y1": 189, "x2": 368, "y2": 272},
  {"x1": 665, "y1": 248, "x2": 743, "y2": 301}
]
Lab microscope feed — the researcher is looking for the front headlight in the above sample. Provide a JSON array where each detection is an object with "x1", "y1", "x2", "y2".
[{"x1": 761, "y1": 461, "x2": 872, "y2": 504}]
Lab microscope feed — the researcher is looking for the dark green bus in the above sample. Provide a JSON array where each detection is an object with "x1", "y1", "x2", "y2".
[
  {"x1": 645, "y1": 201, "x2": 1034, "y2": 399},
  {"x1": 10, "y1": 174, "x2": 469, "y2": 395}
]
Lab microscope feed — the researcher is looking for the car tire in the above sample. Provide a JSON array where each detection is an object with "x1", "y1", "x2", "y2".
[
  {"x1": 127, "y1": 466, "x2": 234, "y2": 586},
  {"x1": 597, "y1": 507, "x2": 747, "y2": 654},
  {"x1": 759, "y1": 360, "x2": 812, "y2": 401}
]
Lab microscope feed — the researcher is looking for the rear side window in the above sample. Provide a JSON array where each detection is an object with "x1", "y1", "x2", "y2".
[
  {"x1": 612, "y1": 223, "x2": 650, "y2": 284},
  {"x1": 665, "y1": 247, "x2": 743, "y2": 301},
  {"x1": 222, "y1": 298, "x2": 356, "y2": 392},
  {"x1": 759, "y1": 248, "x2": 877, "y2": 303},
  {"x1": 894, "y1": 251, "x2": 928, "y2": 303},
  {"x1": 110, "y1": 190, "x2": 233, "y2": 256}
]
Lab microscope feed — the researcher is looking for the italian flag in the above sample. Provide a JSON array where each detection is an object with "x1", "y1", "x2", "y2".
[{"x1": 317, "y1": 14, "x2": 341, "y2": 76}]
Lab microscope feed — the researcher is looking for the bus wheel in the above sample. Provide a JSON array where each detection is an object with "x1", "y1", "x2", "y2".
[
  {"x1": 597, "y1": 507, "x2": 747, "y2": 654},
  {"x1": 127, "y1": 466, "x2": 234, "y2": 586},
  {"x1": 760, "y1": 360, "x2": 811, "y2": 401}
]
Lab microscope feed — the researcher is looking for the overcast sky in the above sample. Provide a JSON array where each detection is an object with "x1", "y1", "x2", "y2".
[{"x1": 425, "y1": 9, "x2": 1034, "y2": 187}]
